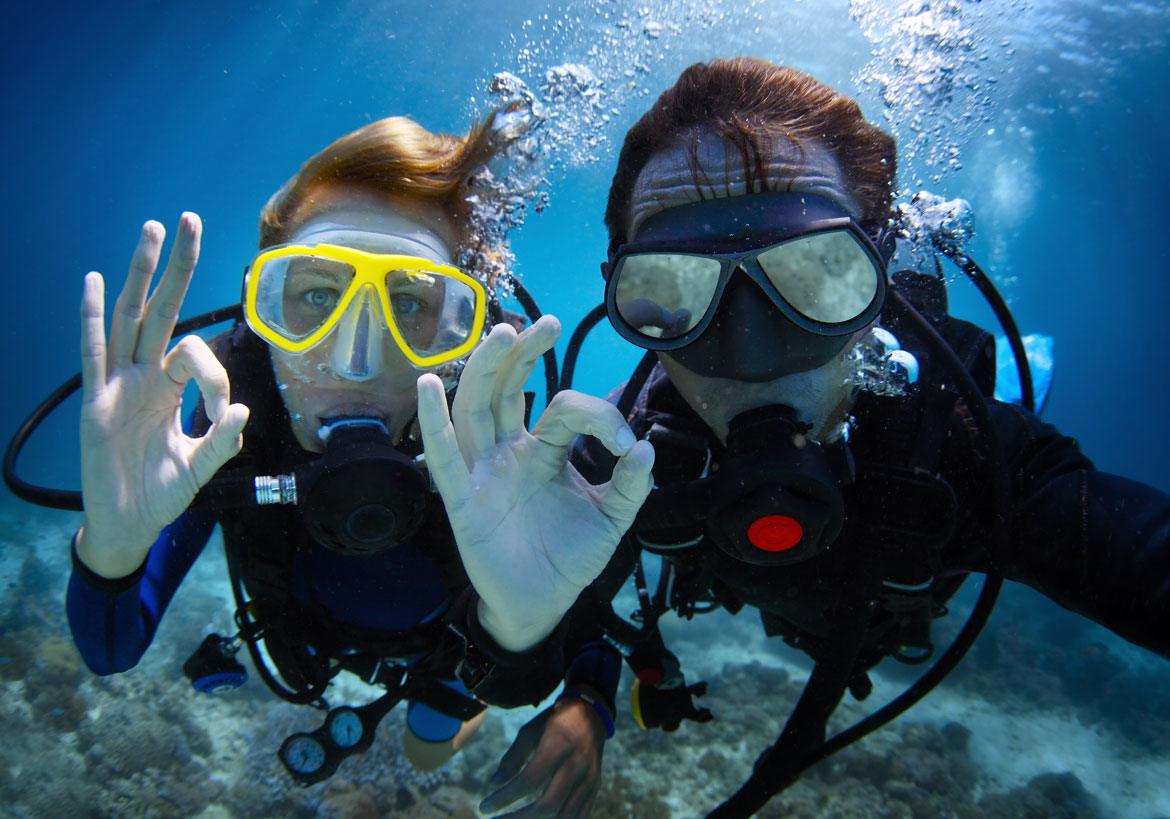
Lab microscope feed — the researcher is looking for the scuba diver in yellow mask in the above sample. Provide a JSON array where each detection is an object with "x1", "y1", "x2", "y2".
[{"x1": 20, "y1": 113, "x2": 654, "y2": 795}]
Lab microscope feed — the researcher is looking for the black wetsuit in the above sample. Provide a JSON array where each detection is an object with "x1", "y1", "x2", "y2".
[{"x1": 566, "y1": 359, "x2": 1170, "y2": 712}]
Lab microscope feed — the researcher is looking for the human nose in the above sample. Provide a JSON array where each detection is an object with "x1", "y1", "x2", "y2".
[
  {"x1": 327, "y1": 284, "x2": 432, "y2": 385},
  {"x1": 329, "y1": 285, "x2": 385, "y2": 382}
]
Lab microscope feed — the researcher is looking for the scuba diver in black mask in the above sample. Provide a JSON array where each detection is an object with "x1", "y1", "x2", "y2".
[
  {"x1": 18, "y1": 113, "x2": 655, "y2": 796},
  {"x1": 477, "y1": 58, "x2": 1170, "y2": 818}
]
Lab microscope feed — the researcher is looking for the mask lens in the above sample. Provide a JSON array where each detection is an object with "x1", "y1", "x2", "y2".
[
  {"x1": 385, "y1": 268, "x2": 479, "y2": 357},
  {"x1": 614, "y1": 254, "x2": 722, "y2": 339},
  {"x1": 756, "y1": 231, "x2": 879, "y2": 324},
  {"x1": 254, "y1": 254, "x2": 356, "y2": 340}
]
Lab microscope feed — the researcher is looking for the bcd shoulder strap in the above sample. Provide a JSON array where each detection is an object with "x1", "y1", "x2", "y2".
[{"x1": 706, "y1": 272, "x2": 998, "y2": 817}]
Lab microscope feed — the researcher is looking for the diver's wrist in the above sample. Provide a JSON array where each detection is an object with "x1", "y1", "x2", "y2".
[
  {"x1": 556, "y1": 684, "x2": 615, "y2": 740},
  {"x1": 75, "y1": 524, "x2": 153, "y2": 580},
  {"x1": 475, "y1": 598, "x2": 557, "y2": 652}
]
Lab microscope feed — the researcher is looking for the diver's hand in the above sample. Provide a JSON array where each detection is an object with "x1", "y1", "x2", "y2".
[
  {"x1": 77, "y1": 214, "x2": 249, "y2": 578},
  {"x1": 417, "y1": 318, "x2": 654, "y2": 651},
  {"x1": 480, "y1": 690, "x2": 607, "y2": 818}
]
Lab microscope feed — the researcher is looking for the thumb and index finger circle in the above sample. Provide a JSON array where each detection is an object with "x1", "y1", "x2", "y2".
[
  {"x1": 531, "y1": 391, "x2": 639, "y2": 455},
  {"x1": 161, "y1": 334, "x2": 249, "y2": 488},
  {"x1": 164, "y1": 335, "x2": 231, "y2": 421},
  {"x1": 189, "y1": 403, "x2": 250, "y2": 489}
]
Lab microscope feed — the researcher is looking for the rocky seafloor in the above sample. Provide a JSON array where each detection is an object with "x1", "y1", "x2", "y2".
[{"x1": 2, "y1": 505, "x2": 1168, "y2": 818}]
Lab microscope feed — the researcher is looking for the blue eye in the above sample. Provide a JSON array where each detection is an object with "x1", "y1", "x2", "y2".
[
  {"x1": 303, "y1": 287, "x2": 340, "y2": 309},
  {"x1": 392, "y1": 294, "x2": 425, "y2": 317}
]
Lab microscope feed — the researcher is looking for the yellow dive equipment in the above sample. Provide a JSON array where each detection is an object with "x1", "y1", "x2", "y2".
[{"x1": 244, "y1": 243, "x2": 487, "y2": 369}]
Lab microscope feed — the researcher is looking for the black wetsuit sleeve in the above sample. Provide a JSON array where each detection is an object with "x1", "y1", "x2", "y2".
[
  {"x1": 988, "y1": 401, "x2": 1170, "y2": 658},
  {"x1": 564, "y1": 640, "x2": 623, "y2": 714},
  {"x1": 462, "y1": 587, "x2": 626, "y2": 710},
  {"x1": 453, "y1": 591, "x2": 569, "y2": 707}
]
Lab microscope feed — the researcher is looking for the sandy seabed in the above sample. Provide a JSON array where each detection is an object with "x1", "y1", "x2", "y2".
[{"x1": 1, "y1": 503, "x2": 1167, "y2": 818}]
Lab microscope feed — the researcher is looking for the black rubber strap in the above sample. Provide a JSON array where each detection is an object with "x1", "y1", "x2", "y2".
[
  {"x1": 405, "y1": 676, "x2": 486, "y2": 722},
  {"x1": 708, "y1": 573, "x2": 879, "y2": 818},
  {"x1": 448, "y1": 589, "x2": 569, "y2": 695}
]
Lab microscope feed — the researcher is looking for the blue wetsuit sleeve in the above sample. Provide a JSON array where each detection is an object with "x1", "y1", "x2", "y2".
[
  {"x1": 988, "y1": 401, "x2": 1170, "y2": 659},
  {"x1": 564, "y1": 641, "x2": 622, "y2": 713},
  {"x1": 67, "y1": 509, "x2": 217, "y2": 674}
]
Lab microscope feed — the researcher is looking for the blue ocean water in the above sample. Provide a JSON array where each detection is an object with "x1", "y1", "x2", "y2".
[{"x1": 2, "y1": 0, "x2": 1168, "y2": 816}]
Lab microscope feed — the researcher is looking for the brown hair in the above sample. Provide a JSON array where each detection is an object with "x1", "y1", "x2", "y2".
[
  {"x1": 605, "y1": 57, "x2": 896, "y2": 250},
  {"x1": 258, "y1": 114, "x2": 502, "y2": 250}
]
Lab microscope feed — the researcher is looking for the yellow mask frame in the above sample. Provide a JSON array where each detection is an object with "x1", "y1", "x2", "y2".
[{"x1": 244, "y1": 243, "x2": 487, "y2": 368}]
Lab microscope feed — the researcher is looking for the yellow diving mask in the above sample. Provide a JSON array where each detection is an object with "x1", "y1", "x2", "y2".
[{"x1": 244, "y1": 243, "x2": 487, "y2": 376}]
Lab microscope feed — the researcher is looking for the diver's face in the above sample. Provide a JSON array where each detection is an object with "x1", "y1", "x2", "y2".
[
  {"x1": 626, "y1": 131, "x2": 872, "y2": 443},
  {"x1": 270, "y1": 188, "x2": 462, "y2": 452}
]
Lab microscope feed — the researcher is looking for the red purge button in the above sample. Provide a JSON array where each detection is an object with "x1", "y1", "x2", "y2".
[
  {"x1": 747, "y1": 515, "x2": 803, "y2": 552},
  {"x1": 635, "y1": 667, "x2": 664, "y2": 686}
]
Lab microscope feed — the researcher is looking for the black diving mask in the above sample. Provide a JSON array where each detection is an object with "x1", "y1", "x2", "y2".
[{"x1": 603, "y1": 192, "x2": 889, "y2": 382}]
